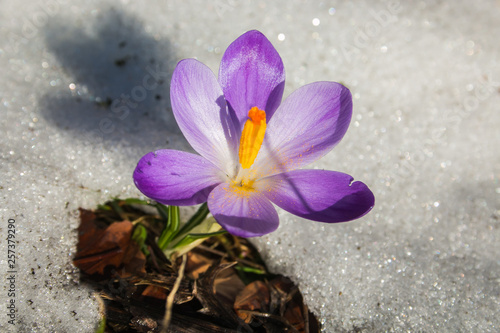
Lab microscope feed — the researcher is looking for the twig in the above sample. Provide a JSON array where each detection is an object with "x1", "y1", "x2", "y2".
[
  {"x1": 237, "y1": 310, "x2": 300, "y2": 333},
  {"x1": 196, "y1": 244, "x2": 266, "y2": 271},
  {"x1": 304, "y1": 302, "x2": 310, "y2": 333},
  {"x1": 161, "y1": 254, "x2": 187, "y2": 333}
]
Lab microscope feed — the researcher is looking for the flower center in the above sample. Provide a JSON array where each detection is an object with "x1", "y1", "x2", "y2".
[
  {"x1": 230, "y1": 178, "x2": 255, "y2": 194},
  {"x1": 238, "y1": 107, "x2": 266, "y2": 170}
]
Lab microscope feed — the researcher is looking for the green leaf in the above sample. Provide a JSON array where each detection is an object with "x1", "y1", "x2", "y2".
[
  {"x1": 132, "y1": 224, "x2": 150, "y2": 256},
  {"x1": 109, "y1": 200, "x2": 126, "y2": 220},
  {"x1": 96, "y1": 204, "x2": 112, "y2": 211},
  {"x1": 95, "y1": 315, "x2": 106, "y2": 333},
  {"x1": 122, "y1": 198, "x2": 151, "y2": 205},
  {"x1": 164, "y1": 216, "x2": 224, "y2": 258},
  {"x1": 168, "y1": 205, "x2": 180, "y2": 232},
  {"x1": 157, "y1": 205, "x2": 180, "y2": 250},
  {"x1": 156, "y1": 203, "x2": 170, "y2": 225},
  {"x1": 177, "y1": 203, "x2": 209, "y2": 236},
  {"x1": 132, "y1": 224, "x2": 147, "y2": 246},
  {"x1": 173, "y1": 230, "x2": 227, "y2": 249},
  {"x1": 234, "y1": 265, "x2": 266, "y2": 275}
]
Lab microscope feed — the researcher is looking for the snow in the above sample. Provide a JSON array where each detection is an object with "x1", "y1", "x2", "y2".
[{"x1": 1, "y1": 0, "x2": 499, "y2": 331}]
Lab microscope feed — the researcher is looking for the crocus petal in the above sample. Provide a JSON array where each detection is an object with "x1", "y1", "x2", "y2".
[
  {"x1": 252, "y1": 81, "x2": 352, "y2": 176},
  {"x1": 133, "y1": 150, "x2": 223, "y2": 206},
  {"x1": 261, "y1": 169, "x2": 374, "y2": 223},
  {"x1": 219, "y1": 30, "x2": 285, "y2": 126},
  {"x1": 171, "y1": 59, "x2": 239, "y2": 174},
  {"x1": 207, "y1": 183, "x2": 279, "y2": 237}
]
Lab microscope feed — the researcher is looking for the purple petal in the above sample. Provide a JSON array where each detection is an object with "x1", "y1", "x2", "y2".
[
  {"x1": 261, "y1": 169, "x2": 374, "y2": 223},
  {"x1": 207, "y1": 183, "x2": 279, "y2": 237},
  {"x1": 219, "y1": 30, "x2": 285, "y2": 126},
  {"x1": 133, "y1": 150, "x2": 223, "y2": 206},
  {"x1": 171, "y1": 59, "x2": 239, "y2": 173},
  {"x1": 253, "y1": 81, "x2": 352, "y2": 176}
]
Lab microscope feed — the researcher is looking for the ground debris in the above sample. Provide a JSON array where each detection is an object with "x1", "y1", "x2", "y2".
[{"x1": 74, "y1": 199, "x2": 320, "y2": 332}]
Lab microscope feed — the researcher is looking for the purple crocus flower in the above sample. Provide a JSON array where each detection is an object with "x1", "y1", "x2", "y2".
[{"x1": 133, "y1": 30, "x2": 374, "y2": 237}]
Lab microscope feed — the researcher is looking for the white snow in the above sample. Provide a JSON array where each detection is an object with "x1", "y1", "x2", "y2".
[{"x1": 1, "y1": 0, "x2": 499, "y2": 332}]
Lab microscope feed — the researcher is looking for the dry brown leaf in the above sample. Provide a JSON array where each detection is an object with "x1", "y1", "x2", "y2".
[
  {"x1": 233, "y1": 280, "x2": 270, "y2": 323},
  {"x1": 214, "y1": 266, "x2": 246, "y2": 306},
  {"x1": 141, "y1": 285, "x2": 168, "y2": 301},
  {"x1": 73, "y1": 208, "x2": 146, "y2": 276},
  {"x1": 184, "y1": 252, "x2": 214, "y2": 280}
]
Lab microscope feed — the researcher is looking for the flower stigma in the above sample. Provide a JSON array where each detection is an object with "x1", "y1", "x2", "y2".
[
  {"x1": 229, "y1": 107, "x2": 267, "y2": 195},
  {"x1": 238, "y1": 107, "x2": 266, "y2": 170}
]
